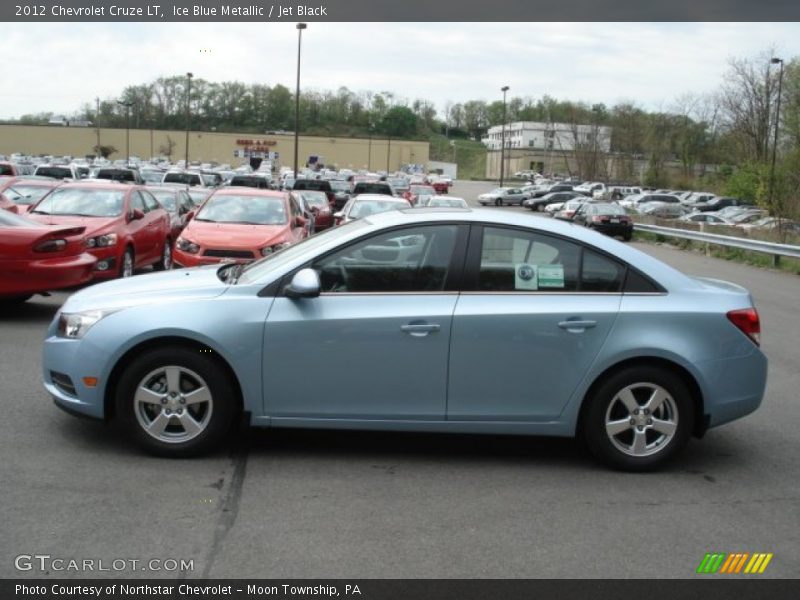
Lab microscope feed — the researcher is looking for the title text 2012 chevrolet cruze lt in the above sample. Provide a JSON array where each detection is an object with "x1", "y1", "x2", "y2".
[{"x1": 42, "y1": 209, "x2": 767, "y2": 471}]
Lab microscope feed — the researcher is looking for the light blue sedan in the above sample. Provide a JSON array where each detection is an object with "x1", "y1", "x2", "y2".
[{"x1": 42, "y1": 208, "x2": 767, "y2": 470}]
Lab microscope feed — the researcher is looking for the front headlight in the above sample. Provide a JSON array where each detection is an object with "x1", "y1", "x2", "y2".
[
  {"x1": 260, "y1": 242, "x2": 291, "y2": 257},
  {"x1": 176, "y1": 237, "x2": 200, "y2": 254},
  {"x1": 86, "y1": 233, "x2": 118, "y2": 248},
  {"x1": 57, "y1": 310, "x2": 118, "y2": 339}
]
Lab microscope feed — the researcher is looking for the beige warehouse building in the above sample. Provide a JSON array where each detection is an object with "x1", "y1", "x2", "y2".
[{"x1": 0, "y1": 125, "x2": 429, "y2": 171}]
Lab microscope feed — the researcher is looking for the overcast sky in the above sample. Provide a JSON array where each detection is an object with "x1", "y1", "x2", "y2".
[{"x1": 1, "y1": 22, "x2": 798, "y2": 120}]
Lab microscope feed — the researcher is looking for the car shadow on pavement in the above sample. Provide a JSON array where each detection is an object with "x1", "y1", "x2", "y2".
[
  {"x1": 244, "y1": 427, "x2": 593, "y2": 470},
  {"x1": 0, "y1": 298, "x2": 61, "y2": 323}
]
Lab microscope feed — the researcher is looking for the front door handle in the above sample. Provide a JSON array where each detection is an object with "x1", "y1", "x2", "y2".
[
  {"x1": 558, "y1": 319, "x2": 597, "y2": 333},
  {"x1": 401, "y1": 323, "x2": 441, "y2": 337}
]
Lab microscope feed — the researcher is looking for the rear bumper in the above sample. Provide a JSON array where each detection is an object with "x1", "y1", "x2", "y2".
[
  {"x1": 1, "y1": 254, "x2": 97, "y2": 295},
  {"x1": 700, "y1": 349, "x2": 768, "y2": 428}
]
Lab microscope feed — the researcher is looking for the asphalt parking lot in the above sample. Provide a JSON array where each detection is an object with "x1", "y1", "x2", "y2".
[{"x1": 2, "y1": 180, "x2": 798, "y2": 579}]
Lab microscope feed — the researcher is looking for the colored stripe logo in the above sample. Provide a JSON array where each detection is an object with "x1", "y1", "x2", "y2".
[{"x1": 697, "y1": 553, "x2": 773, "y2": 574}]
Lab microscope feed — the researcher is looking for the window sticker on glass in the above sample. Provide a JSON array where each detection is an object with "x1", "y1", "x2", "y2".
[
  {"x1": 515, "y1": 263, "x2": 538, "y2": 290},
  {"x1": 538, "y1": 264, "x2": 565, "y2": 288}
]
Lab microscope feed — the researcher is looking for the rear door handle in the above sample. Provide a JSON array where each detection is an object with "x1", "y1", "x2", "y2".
[
  {"x1": 401, "y1": 323, "x2": 441, "y2": 337},
  {"x1": 558, "y1": 319, "x2": 597, "y2": 333}
]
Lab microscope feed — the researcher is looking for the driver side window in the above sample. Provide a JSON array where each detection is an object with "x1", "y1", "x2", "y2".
[{"x1": 312, "y1": 225, "x2": 459, "y2": 293}]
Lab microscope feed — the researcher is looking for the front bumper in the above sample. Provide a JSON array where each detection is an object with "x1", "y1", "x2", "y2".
[{"x1": 43, "y1": 335, "x2": 106, "y2": 419}]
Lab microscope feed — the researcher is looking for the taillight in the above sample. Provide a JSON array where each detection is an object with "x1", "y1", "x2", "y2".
[
  {"x1": 727, "y1": 308, "x2": 761, "y2": 346},
  {"x1": 34, "y1": 239, "x2": 67, "y2": 252}
]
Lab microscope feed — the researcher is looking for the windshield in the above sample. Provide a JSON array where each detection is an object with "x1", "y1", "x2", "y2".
[
  {"x1": 591, "y1": 204, "x2": 626, "y2": 215},
  {"x1": 149, "y1": 191, "x2": 177, "y2": 212},
  {"x1": 35, "y1": 167, "x2": 72, "y2": 179},
  {"x1": 428, "y1": 198, "x2": 468, "y2": 208},
  {"x1": 3, "y1": 184, "x2": 55, "y2": 205},
  {"x1": 32, "y1": 188, "x2": 125, "y2": 217},
  {"x1": 196, "y1": 194, "x2": 287, "y2": 225},
  {"x1": 349, "y1": 200, "x2": 406, "y2": 219},
  {"x1": 411, "y1": 186, "x2": 435, "y2": 195},
  {"x1": 140, "y1": 171, "x2": 164, "y2": 183},
  {"x1": 238, "y1": 219, "x2": 369, "y2": 284},
  {"x1": 300, "y1": 192, "x2": 328, "y2": 208},
  {"x1": 164, "y1": 172, "x2": 201, "y2": 186}
]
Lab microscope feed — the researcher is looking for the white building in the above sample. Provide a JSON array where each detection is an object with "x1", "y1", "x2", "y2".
[{"x1": 481, "y1": 121, "x2": 612, "y2": 153}]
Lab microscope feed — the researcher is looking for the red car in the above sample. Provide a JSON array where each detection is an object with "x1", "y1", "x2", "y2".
[
  {"x1": 173, "y1": 188, "x2": 308, "y2": 268},
  {"x1": 0, "y1": 210, "x2": 97, "y2": 303},
  {"x1": 0, "y1": 177, "x2": 62, "y2": 214},
  {"x1": 429, "y1": 177, "x2": 449, "y2": 194},
  {"x1": 294, "y1": 190, "x2": 333, "y2": 231},
  {"x1": 27, "y1": 183, "x2": 172, "y2": 279},
  {"x1": 144, "y1": 186, "x2": 195, "y2": 241}
]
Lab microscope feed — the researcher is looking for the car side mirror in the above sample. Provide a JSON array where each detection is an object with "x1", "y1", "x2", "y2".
[
  {"x1": 285, "y1": 268, "x2": 320, "y2": 299},
  {"x1": 130, "y1": 208, "x2": 145, "y2": 221}
]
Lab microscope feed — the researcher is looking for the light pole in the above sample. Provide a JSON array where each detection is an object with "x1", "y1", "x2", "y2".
[
  {"x1": 499, "y1": 85, "x2": 509, "y2": 186},
  {"x1": 184, "y1": 72, "x2": 193, "y2": 168},
  {"x1": 386, "y1": 135, "x2": 391, "y2": 173},
  {"x1": 95, "y1": 97, "x2": 101, "y2": 156},
  {"x1": 116, "y1": 100, "x2": 133, "y2": 163},
  {"x1": 768, "y1": 57, "x2": 784, "y2": 219},
  {"x1": 294, "y1": 23, "x2": 307, "y2": 178}
]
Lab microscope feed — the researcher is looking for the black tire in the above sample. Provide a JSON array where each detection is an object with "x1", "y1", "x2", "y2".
[
  {"x1": 115, "y1": 346, "x2": 240, "y2": 457},
  {"x1": 623, "y1": 233, "x2": 633, "y2": 242},
  {"x1": 495, "y1": 198, "x2": 503, "y2": 207},
  {"x1": 119, "y1": 247, "x2": 134, "y2": 278},
  {"x1": 153, "y1": 240, "x2": 172, "y2": 271},
  {"x1": 582, "y1": 366, "x2": 694, "y2": 472},
  {"x1": 536, "y1": 204, "x2": 543, "y2": 212}
]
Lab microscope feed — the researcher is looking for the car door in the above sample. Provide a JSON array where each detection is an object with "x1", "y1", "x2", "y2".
[
  {"x1": 262, "y1": 223, "x2": 467, "y2": 420},
  {"x1": 125, "y1": 191, "x2": 152, "y2": 265},
  {"x1": 447, "y1": 224, "x2": 623, "y2": 421},
  {"x1": 140, "y1": 190, "x2": 168, "y2": 259}
]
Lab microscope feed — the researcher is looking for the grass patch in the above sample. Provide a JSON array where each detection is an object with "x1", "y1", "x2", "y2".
[{"x1": 633, "y1": 230, "x2": 800, "y2": 275}]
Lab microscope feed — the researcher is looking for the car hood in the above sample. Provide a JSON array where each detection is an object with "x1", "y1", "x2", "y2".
[
  {"x1": 182, "y1": 221, "x2": 290, "y2": 248},
  {"x1": 61, "y1": 265, "x2": 228, "y2": 313},
  {"x1": 27, "y1": 214, "x2": 118, "y2": 235}
]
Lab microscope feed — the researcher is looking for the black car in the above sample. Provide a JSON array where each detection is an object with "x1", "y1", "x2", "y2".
[
  {"x1": 523, "y1": 191, "x2": 582, "y2": 212},
  {"x1": 292, "y1": 178, "x2": 335, "y2": 205},
  {"x1": 352, "y1": 181, "x2": 394, "y2": 197},
  {"x1": 691, "y1": 197, "x2": 754, "y2": 212},
  {"x1": 329, "y1": 180, "x2": 351, "y2": 210},
  {"x1": 229, "y1": 175, "x2": 271, "y2": 189},
  {"x1": 572, "y1": 202, "x2": 633, "y2": 241}
]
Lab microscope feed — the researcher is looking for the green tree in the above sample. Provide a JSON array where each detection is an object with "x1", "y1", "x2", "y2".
[{"x1": 380, "y1": 106, "x2": 418, "y2": 138}]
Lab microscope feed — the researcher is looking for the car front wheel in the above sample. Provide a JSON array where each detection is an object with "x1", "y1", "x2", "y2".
[
  {"x1": 153, "y1": 240, "x2": 172, "y2": 271},
  {"x1": 115, "y1": 346, "x2": 239, "y2": 457},
  {"x1": 582, "y1": 366, "x2": 694, "y2": 471}
]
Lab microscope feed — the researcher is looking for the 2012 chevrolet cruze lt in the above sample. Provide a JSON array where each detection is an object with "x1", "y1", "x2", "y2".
[{"x1": 42, "y1": 208, "x2": 767, "y2": 471}]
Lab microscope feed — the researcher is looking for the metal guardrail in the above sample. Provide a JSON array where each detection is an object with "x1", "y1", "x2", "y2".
[{"x1": 634, "y1": 223, "x2": 800, "y2": 264}]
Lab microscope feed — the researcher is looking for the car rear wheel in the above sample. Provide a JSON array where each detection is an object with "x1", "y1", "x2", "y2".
[
  {"x1": 153, "y1": 241, "x2": 172, "y2": 271},
  {"x1": 115, "y1": 346, "x2": 239, "y2": 457},
  {"x1": 582, "y1": 366, "x2": 693, "y2": 471},
  {"x1": 120, "y1": 248, "x2": 134, "y2": 278}
]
